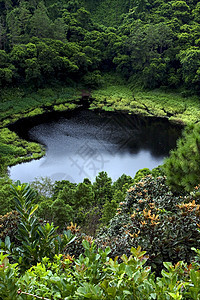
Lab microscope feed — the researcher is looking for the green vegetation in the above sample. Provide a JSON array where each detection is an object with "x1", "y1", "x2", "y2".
[
  {"x1": 1, "y1": 178, "x2": 200, "y2": 299},
  {"x1": 0, "y1": 169, "x2": 159, "y2": 235},
  {"x1": 0, "y1": 86, "x2": 80, "y2": 173},
  {"x1": 96, "y1": 175, "x2": 200, "y2": 271},
  {"x1": 0, "y1": 127, "x2": 44, "y2": 170},
  {"x1": 91, "y1": 77, "x2": 200, "y2": 124},
  {"x1": 1, "y1": 0, "x2": 200, "y2": 297},
  {"x1": 164, "y1": 123, "x2": 200, "y2": 192},
  {"x1": 0, "y1": 0, "x2": 200, "y2": 119}
]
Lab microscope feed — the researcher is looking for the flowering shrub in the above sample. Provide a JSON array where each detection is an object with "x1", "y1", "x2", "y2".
[{"x1": 96, "y1": 175, "x2": 200, "y2": 271}]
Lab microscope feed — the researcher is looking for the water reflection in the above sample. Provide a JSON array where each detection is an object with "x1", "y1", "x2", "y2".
[{"x1": 9, "y1": 109, "x2": 181, "y2": 183}]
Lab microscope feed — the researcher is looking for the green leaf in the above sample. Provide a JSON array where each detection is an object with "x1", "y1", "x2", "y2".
[
  {"x1": 190, "y1": 269, "x2": 197, "y2": 286},
  {"x1": 29, "y1": 204, "x2": 38, "y2": 217},
  {"x1": 82, "y1": 240, "x2": 90, "y2": 250}
]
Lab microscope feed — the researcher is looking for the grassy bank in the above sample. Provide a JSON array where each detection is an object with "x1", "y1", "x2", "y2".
[
  {"x1": 0, "y1": 85, "x2": 80, "y2": 175},
  {"x1": 91, "y1": 81, "x2": 200, "y2": 125},
  {"x1": 0, "y1": 86, "x2": 81, "y2": 127}
]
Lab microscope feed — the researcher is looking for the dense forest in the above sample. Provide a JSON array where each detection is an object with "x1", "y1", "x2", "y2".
[
  {"x1": 0, "y1": 0, "x2": 200, "y2": 91},
  {"x1": 1, "y1": 0, "x2": 200, "y2": 298}
]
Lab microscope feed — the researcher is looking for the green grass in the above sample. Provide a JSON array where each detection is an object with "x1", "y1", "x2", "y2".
[
  {"x1": 91, "y1": 80, "x2": 200, "y2": 125},
  {"x1": 0, "y1": 128, "x2": 45, "y2": 168},
  {"x1": 0, "y1": 85, "x2": 80, "y2": 126}
]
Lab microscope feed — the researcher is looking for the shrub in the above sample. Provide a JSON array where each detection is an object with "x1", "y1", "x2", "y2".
[
  {"x1": 0, "y1": 211, "x2": 19, "y2": 245},
  {"x1": 0, "y1": 181, "x2": 76, "y2": 271},
  {"x1": 96, "y1": 175, "x2": 200, "y2": 272},
  {"x1": 2, "y1": 241, "x2": 200, "y2": 299}
]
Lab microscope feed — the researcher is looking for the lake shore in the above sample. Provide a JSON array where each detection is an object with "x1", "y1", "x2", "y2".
[{"x1": 0, "y1": 81, "x2": 197, "y2": 176}]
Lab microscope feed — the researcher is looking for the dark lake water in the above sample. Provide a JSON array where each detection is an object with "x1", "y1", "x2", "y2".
[{"x1": 9, "y1": 109, "x2": 181, "y2": 183}]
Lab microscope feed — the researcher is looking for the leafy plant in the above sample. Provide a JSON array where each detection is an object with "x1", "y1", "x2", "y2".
[
  {"x1": 1, "y1": 181, "x2": 76, "y2": 271},
  {"x1": 0, "y1": 253, "x2": 19, "y2": 300}
]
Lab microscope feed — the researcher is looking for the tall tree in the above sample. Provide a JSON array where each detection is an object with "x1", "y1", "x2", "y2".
[{"x1": 30, "y1": 2, "x2": 53, "y2": 38}]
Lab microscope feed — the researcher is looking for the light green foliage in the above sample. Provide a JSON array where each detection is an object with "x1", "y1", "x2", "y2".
[
  {"x1": 2, "y1": 241, "x2": 200, "y2": 299},
  {"x1": 0, "y1": 85, "x2": 80, "y2": 171},
  {"x1": 91, "y1": 75, "x2": 200, "y2": 124},
  {"x1": 0, "y1": 253, "x2": 19, "y2": 300},
  {"x1": 53, "y1": 103, "x2": 77, "y2": 111},
  {"x1": 179, "y1": 47, "x2": 200, "y2": 88},
  {"x1": 133, "y1": 168, "x2": 152, "y2": 183},
  {"x1": 0, "y1": 127, "x2": 44, "y2": 169},
  {"x1": 1, "y1": 180, "x2": 200, "y2": 298},
  {"x1": 0, "y1": 156, "x2": 7, "y2": 177}
]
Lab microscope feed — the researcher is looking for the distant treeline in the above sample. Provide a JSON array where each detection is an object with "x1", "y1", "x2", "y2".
[{"x1": 0, "y1": 0, "x2": 199, "y2": 92}]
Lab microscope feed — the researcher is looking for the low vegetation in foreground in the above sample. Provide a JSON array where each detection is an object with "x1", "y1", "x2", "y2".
[{"x1": 1, "y1": 171, "x2": 200, "y2": 299}]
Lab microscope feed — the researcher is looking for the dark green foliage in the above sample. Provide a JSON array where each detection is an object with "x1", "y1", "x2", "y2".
[
  {"x1": 164, "y1": 124, "x2": 200, "y2": 192},
  {"x1": 0, "y1": 0, "x2": 199, "y2": 94},
  {"x1": 0, "y1": 156, "x2": 6, "y2": 177},
  {"x1": 93, "y1": 171, "x2": 113, "y2": 205},
  {"x1": 0, "y1": 211, "x2": 19, "y2": 245},
  {"x1": 25, "y1": 170, "x2": 165, "y2": 234},
  {"x1": 51, "y1": 199, "x2": 74, "y2": 228}
]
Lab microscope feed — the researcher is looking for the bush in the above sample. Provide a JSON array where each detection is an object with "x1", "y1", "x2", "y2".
[
  {"x1": 2, "y1": 241, "x2": 200, "y2": 299},
  {"x1": 0, "y1": 211, "x2": 19, "y2": 245},
  {"x1": 96, "y1": 175, "x2": 200, "y2": 272}
]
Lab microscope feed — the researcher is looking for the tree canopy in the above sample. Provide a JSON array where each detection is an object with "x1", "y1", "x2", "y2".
[{"x1": 0, "y1": 0, "x2": 199, "y2": 93}]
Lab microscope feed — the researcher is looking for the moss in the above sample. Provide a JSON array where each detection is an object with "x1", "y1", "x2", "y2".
[
  {"x1": 0, "y1": 128, "x2": 44, "y2": 168},
  {"x1": 53, "y1": 103, "x2": 77, "y2": 111},
  {"x1": 25, "y1": 108, "x2": 44, "y2": 117},
  {"x1": 0, "y1": 85, "x2": 80, "y2": 124}
]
